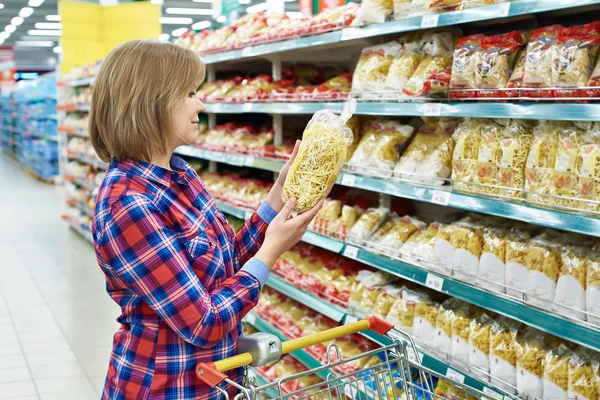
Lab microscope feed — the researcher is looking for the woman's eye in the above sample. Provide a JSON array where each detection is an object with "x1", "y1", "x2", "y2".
[{"x1": 189, "y1": 92, "x2": 197, "y2": 97}]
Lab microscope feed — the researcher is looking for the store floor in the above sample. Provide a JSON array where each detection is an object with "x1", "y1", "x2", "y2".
[{"x1": 0, "y1": 155, "x2": 120, "y2": 400}]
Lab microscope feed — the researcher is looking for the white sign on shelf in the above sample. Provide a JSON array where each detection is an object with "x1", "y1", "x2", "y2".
[
  {"x1": 482, "y1": 387, "x2": 503, "y2": 400},
  {"x1": 341, "y1": 174, "x2": 356, "y2": 187},
  {"x1": 425, "y1": 273, "x2": 444, "y2": 291},
  {"x1": 497, "y1": 2, "x2": 511, "y2": 17},
  {"x1": 243, "y1": 103, "x2": 253, "y2": 112},
  {"x1": 420, "y1": 14, "x2": 439, "y2": 29},
  {"x1": 421, "y1": 102, "x2": 442, "y2": 116},
  {"x1": 343, "y1": 245, "x2": 359, "y2": 260},
  {"x1": 446, "y1": 368, "x2": 465, "y2": 384},
  {"x1": 241, "y1": 47, "x2": 253, "y2": 57},
  {"x1": 340, "y1": 27, "x2": 365, "y2": 41},
  {"x1": 431, "y1": 190, "x2": 451, "y2": 206},
  {"x1": 244, "y1": 157, "x2": 254, "y2": 167}
]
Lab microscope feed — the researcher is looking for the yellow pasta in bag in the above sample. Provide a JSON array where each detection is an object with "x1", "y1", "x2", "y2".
[
  {"x1": 544, "y1": 344, "x2": 571, "y2": 399},
  {"x1": 490, "y1": 316, "x2": 522, "y2": 392},
  {"x1": 352, "y1": 42, "x2": 403, "y2": 92},
  {"x1": 413, "y1": 298, "x2": 440, "y2": 347},
  {"x1": 568, "y1": 347, "x2": 600, "y2": 400},
  {"x1": 525, "y1": 120, "x2": 560, "y2": 206},
  {"x1": 385, "y1": 42, "x2": 424, "y2": 90},
  {"x1": 587, "y1": 251, "x2": 600, "y2": 328},
  {"x1": 576, "y1": 122, "x2": 600, "y2": 213},
  {"x1": 516, "y1": 327, "x2": 549, "y2": 399},
  {"x1": 452, "y1": 118, "x2": 484, "y2": 193},
  {"x1": 525, "y1": 235, "x2": 564, "y2": 311},
  {"x1": 554, "y1": 245, "x2": 588, "y2": 321},
  {"x1": 496, "y1": 120, "x2": 535, "y2": 199},
  {"x1": 469, "y1": 312, "x2": 493, "y2": 382}
]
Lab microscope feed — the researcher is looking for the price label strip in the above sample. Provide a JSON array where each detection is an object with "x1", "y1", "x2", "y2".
[
  {"x1": 341, "y1": 173, "x2": 357, "y2": 187},
  {"x1": 431, "y1": 190, "x2": 451, "y2": 206},
  {"x1": 243, "y1": 103, "x2": 253, "y2": 112},
  {"x1": 420, "y1": 14, "x2": 440, "y2": 29},
  {"x1": 425, "y1": 273, "x2": 444, "y2": 291},
  {"x1": 446, "y1": 368, "x2": 465, "y2": 384},
  {"x1": 482, "y1": 387, "x2": 504, "y2": 400},
  {"x1": 421, "y1": 102, "x2": 442, "y2": 116},
  {"x1": 343, "y1": 245, "x2": 359, "y2": 260}
]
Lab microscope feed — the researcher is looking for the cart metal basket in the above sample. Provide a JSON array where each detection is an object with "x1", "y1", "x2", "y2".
[{"x1": 196, "y1": 316, "x2": 517, "y2": 400}]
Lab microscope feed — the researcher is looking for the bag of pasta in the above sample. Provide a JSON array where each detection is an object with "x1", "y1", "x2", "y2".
[
  {"x1": 452, "y1": 220, "x2": 485, "y2": 281},
  {"x1": 474, "y1": 119, "x2": 506, "y2": 195},
  {"x1": 377, "y1": 215, "x2": 426, "y2": 258},
  {"x1": 358, "y1": 271, "x2": 396, "y2": 316},
  {"x1": 366, "y1": 215, "x2": 398, "y2": 248},
  {"x1": 525, "y1": 120, "x2": 560, "y2": 206},
  {"x1": 552, "y1": 22, "x2": 600, "y2": 94},
  {"x1": 347, "y1": 119, "x2": 383, "y2": 168},
  {"x1": 576, "y1": 122, "x2": 600, "y2": 213},
  {"x1": 392, "y1": 0, "x2": 412, "y2": 18},
  {"x1": 505, "y1": 230, "x2": 532, "y2": 299},
  {"x1": 568, "y1": 347, "x2": 600, "y2": 400},
  {"x1": 451, "y1": 304, "x2": 477, "y2": 366},
  {"x1": 588, "y1": 55, "x2": 600, "y2": 97},
  {"x1": 449, "y1": 34, "x2": 485, "y2": 98},
  {"x1": 367, "y1": 121, "x2": 415, "y2": 176},
  {"x1": 416, "y1": 124, "x2": 458, "y2": 185},
  {"x1": 400, "y1": 226, "x2": 427, "y2": 258},
  {"x1": 490, "y1": 316, "x2": 522, "y2": 393},
  {"x1": 506, "y1": 49, "x2": 527, "y2": 97},
  {"x1": 282, "y1": 99, "x2": 355, "y2": 212},
  {"x1": 525, "y1": 235, "x2": 563, "y2": 311},
  {"x1": 348, "y1": 270, "x2": 373, "y2": 312},
  {"x1": 385, "y1": 41, "x2": 424, "y2": 91},
  {"x1": 433, "y1": 222, "x2": 457, "y2": 275},
  {"x1": 352, "y1": 42, "x2": 403, "y2": 93},
  {"x1": 413, "y1": 297, "x2": 440, "y2": 348},
  {"x1": 452, "y1": 118, "x2": 484, "y2": 193},
  {"x1": 348, "y1": 207, "x2": 389, "y2": 244},
  {"x1": 394, "y1": 121, "x2": 444, "y2": 180},
  {"x1": 523, "y1": 25, "x2": 563, "y2": 97},
  {"x1": 345, "y1": 115, "x2": 363, "y2": 163},
  {"x1": 412, "y1": 222, "x2": 442, "y2": 263},
  {"x1": 544, "y1": 343, "x2": 571, "y2": 400},
  {"x1": 434, "y1": 298, "x2": 462, "y2": 362},
  {"x1": 372, "y1": 284, "x2": 404, "y2": 319},
  {"x1": 516, "y1": 327, "x2": 549, "y2": 399},
  {"x1": 587, "y1": 251, "x2": 600, "y2": 328},
  {"x1": 553, "y1": 245, "x2": 588, "y2": 321},
  {"x1": 478, "y1": 227, "x2": 510, "y2": 293},
  {"x1": 469, "y1": 312, "x2": 494, "y2": 382},
  {"x1": 388, "y1": 287, "x2": 428, "y2": 334},
  {"x1": 495, "y1": 119, "x2": 535, "y2": 199},
  {"x1": 352, "y1": 0, "x2": 393, "y2": 25},
  {"x1": 310, "y1": 199, "x2": 342, "y2": 235},
  {"x1": 329, "y1": 205, "x2": 361, "y2": 240}
]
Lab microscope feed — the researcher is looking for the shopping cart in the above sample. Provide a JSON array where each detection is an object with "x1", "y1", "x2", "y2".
[{"x1": 196, "y1": 316, "x2": 517, "y2": 400}]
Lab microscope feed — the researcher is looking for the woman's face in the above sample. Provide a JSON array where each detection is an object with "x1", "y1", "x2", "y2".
[{"x1": 171, "y1": 91, "x2": 206, "y2": 148}]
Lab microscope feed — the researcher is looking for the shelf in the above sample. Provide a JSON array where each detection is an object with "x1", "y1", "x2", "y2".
[
  {"x1": 66, "y1": 155, "x2": 107, "y2": 170},
  {"x1": 215, "y1": 200, "x2": 252, "y2": 220},
  {"x1": 175, "y1": 145, "x2": 284, "y2": 172},
  {"x1": 69, "y1": 77, "x2": 94, "y2": 87},
  {"x1": 200, "y1": 0, "x2": 600, "y2": 65},
  {"x1": 65, "y1": 175, "x2": 98, "y2": 191},
  {"x1": 204, "y1": 102, "x2": 600, "y2": 121},
  {"x1": 301, "y1": 230, "x2": 345, "y2": 253}
]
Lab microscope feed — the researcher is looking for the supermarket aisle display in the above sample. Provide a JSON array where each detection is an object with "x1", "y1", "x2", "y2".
[{"x1": 0, "y1": 93, "x2": 17, "y2": 160}]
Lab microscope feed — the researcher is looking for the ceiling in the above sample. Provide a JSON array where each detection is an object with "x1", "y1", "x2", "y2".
[{"x1": 0, "y1": 0, "x2": 299, "y2": 72}]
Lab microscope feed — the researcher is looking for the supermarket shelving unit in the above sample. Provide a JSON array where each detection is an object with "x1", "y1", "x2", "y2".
[
  {"x1": 175, "y1": 1, "x2": 600, "y2": 397},
  {"x1": 0, "y1": 94, "x2": 17, "y2": 160}
]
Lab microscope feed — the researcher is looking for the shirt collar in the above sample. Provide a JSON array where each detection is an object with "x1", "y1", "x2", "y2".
[{"x1": 111, "y1": 155, "x2": 190, "y2": 187}]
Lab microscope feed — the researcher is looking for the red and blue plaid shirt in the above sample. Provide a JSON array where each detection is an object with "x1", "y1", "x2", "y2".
[{"x1": 93, "y1": 156, "x2": 275, "y2": 400}]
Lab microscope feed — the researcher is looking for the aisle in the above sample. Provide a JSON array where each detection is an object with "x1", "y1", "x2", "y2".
[{"x1": 0, "y1": 155, "x2": 119, "y2": 399}]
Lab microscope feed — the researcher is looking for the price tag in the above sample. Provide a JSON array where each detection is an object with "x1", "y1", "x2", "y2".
[
  {"x1": 431, "y1": 190, "x2": 451, "y2": 206},
  {"x1": 482, "y1": 387, "x2": 503, "y2": 400},
  {"x1": 245, "y1": 313, "x2": 256, "y2": 325},
  {"x1": 407, "y1": 348, "x2": 418, "y2": 363},
  {"x1": 421, "y1": 102, "x2": 442, "y2": 116},
  {"x1": 343, "y1": 245, "x2": 359, "y2": 260},
  {"x1": 497, "y1": 2, "x2": 511, "y2": 17},
  {"x1": 244, "y1": 210, "x2": 254, "y2": 220},
  {"x1": 341, "y1": 174, "x2": 356, "y2": 187},
  {"x1": 340, "y1": 27, "x2": 365, "y2": 41},
  {"x1": 241, "y1": 46, "x2": 252, "y2": 57},
  {"x1": 420, "y1": 14, "x2": 439, "y2": 29},
  {"x1": 243, "y1": 103, "x2": 253, "y2": 112},
  {"x1": 244, "y1": 157, "x2": 254, "y2": 167},
  {"x1": 346, "y1": 315, "x2": 358, "y2": 324},
  {"x1": 344, "y1": 385, "x2": 357, "y2": 399},
  {"x1": 446, "y1": 368, "x2": 465, "y2": 384},
  {"x1": 425, "y1": 273, "x2": 444, "y2": 291}
]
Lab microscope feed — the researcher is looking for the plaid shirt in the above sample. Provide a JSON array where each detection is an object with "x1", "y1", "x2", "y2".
[{"x1": 93, "y1": 156, "x2": 275, "y2": 400}]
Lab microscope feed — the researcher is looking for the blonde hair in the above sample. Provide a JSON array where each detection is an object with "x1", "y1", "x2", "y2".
[{"x1": 90, "y1": 39, "x2": 205, "y2": 162}]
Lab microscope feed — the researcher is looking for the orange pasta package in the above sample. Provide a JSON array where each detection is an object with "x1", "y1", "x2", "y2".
[
  {"x1": 449, "y1": 34, "x2": 485, "y2": 99},
  {"x1": 522, "y1": 25, "x2": 563, "y2": 98}
]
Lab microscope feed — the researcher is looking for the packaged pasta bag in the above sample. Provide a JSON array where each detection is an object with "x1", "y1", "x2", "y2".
[
  {"x1": 476, "y1": 31, "x2": 527, "y2": 99},
  {"x1": 348, "y1": 270, "x2": 372, "y2": 312},
  {"x1": 451, "y1": 304, "x2": 477, "y2": 366},
  {"x1": 469, "y1": 312, "x2": 493, "y2": 382},
  {"x1": 495, "y1": 119, "x2": 535, "y2": 199},
  {"x1": 575, "y1": 123, "x2": 600, "y2": 213},
  {"x1": 449, "y1": 34, "x2": 485, "y2": 99},
  {"x1": 434, "y1": 298, "x2": 462, "y2": 362},
  {"x1": 505, "y1": 230, "x2": 532, "y2": 299},
  {"x1": 366, "y1": 215, "x2": 399, "y2": 248},
  {"x1": 400, "y1": 226, "x2": 427, "y2": 258},
  {"x1": 490, "y1": 316, "x2": 522, "y2": 393},
  {"x1": 392, "y1": 0, "x2": 412, "y2": 19},
  {"x1": 586, "y1": 251, "x2": 600, "y2": 328},
  {"x1": 433, "y1": 222, "x2": 457, "y2": 275},
  {"x1": 552, "y1": 22, "x2": 600, "y2": 97},
  {"x1": 474, "y1": 119, "x2": 505, "y2": 195},
  {"x1": 525, "y1": 120, "x2": 560, "y2": 206},
  {"x1": 352, "y1": 0, "x2": 393, "y2": 25},
  {"x1": 553, "y1": 245, "x2": 588, "y2": 321},
  {"x1": 366, "y1": 121, "x2": 415, "y2": 176},
  {"x1": 525, "y1": 235, "x2": 563, "y2": 311},
  {"x1": 506, "y1": 49, "x2": 527, "y2": 97},
  {"x1": 352, "y1": 42, "x2": 403, "y2": 93},
  {"x1": 587, "y1": 55, "x2": 600, "y2": 97},
  {"x1": 359, "y1": 271, "x2": 396, "y2": 315},
  {"x1": 452, "y1": 118, "x2": 484, "y2": 193},
  {"x1": 310, "y1": 199, "x2": 342, "y2": 235},
  {"x1": 377, "y1": 215, "x2": 426, "y2": 258},
  {"x1": 345, "y1": 115, "x2": 363, "y2": 163},
  {"x1": 413, "y1": 298, "x2": 440, "y2": 348},
  {"x1": 282, "y1": 99, "x2": 355, "y2": 212},
  {"x1": 347, "y1": 207, "x2": 389, "y2": 244},
  {"x1": 385, "y1": 41, "x2": 424, "y2": 91},
  {"x1": 478, "y1": 227, "x2": 510, "y2": 293},
  {"x1": 516, "y1": 327, "x2": 549, "y2": 399},
  {"x1": 394, "y1": 121, "x2": 446, "y2": 180},
  {"x1": 543, "y1": 343, "x2": 572, "y2": 400},
  {"x1": 523, "y1": 25, "x2": 563, "y2": 98},
  {"x1": 389, "y1": 287, "x2": 429, "y2": 335},
  {"x1": 403, "y1": 32, "x2": 455, "y2": 97},
  {"x1": 329, "y1": 205, "x2": 360, "y2": 240},
  {"x1": 348, "y1": 119, "x2": 383, "y2": 168},
  {"x1": 413, "y1": 222, "x2": 442, "y2": 263},
  {"x1": 550, "y1": 122, "x2": 588, "y2": 209},
  {"x1": 372, "y1": 283, "x2": 404, "y2": 319},
  {"x1": 568, "y1": 347, "x2": 600, "y2": 400}
]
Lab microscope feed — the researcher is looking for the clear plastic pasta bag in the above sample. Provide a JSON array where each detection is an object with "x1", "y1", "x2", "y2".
[
  {"x1": 525, "y1": 120, "x2": 560, "y2": 206},
  {"x1": 544, "y1": 343, "x2": 571, "y2": 400},
  {"x1": 451, "y1": 304, "x2": 477, "y2": 367},
  {"x1": 525, "y1": 235, "x2": 563, "y2": 311},
  {"x1": 478, "y1": 226, "x2": 509, "y2": 293},
  {"x1": 490, "y1": 316, "x2": 522, "y2": 394},
  {"x1": 452, "y1": 118, "x2": 484, "y2": 193},
  {"x1": 576, "y1": 122, "x2": 600, "y2": 213},
  {"x1": 469, "y1": 312, "x2": 493, "y2": 382},
  {"x1": 413, "y1": 297, "x2": 440, "y2": 348},
  {"x1": 552, "y1": 22, "x2": 600, "y2": 89},
  {"x1": 505, "y1": 230, "x2": 532, "y2": 300},
  {"x1": 516, "y1": 327, "x2": 549, "y2": 399},
  {"x1": 587, "y1": 250, "x2": 600, "y2": 328},
  {"x1": 352, "y1": 0, "x2": 394, "y2": 25},
  {"x1": 496, "y1": 119, "x2": 535, "y2": 199},
  {"x1": 553, "y1": 245, "x2": 587, "y2": 321},
  {"x1": 282, "y1": 99, "x2": 356, "y2": 212},
  {"x1": 449, "y1": 34, "x2": 485, "y2": 93},
  {"x1": 568, "y1": 346, "x2": 600, "y2": 400},
  {"x1": 434, "y1": 298, "x2": 461, "y2": 362}
]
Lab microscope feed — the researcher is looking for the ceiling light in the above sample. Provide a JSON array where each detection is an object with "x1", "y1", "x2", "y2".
[
  {"x1": 19, "y1": 7, "x2": 34, "y2": 17},
  {"x1": 28, "y1": 0, "x2": 45, "y2": 6},
  {"x1": 285, "y1": 12, "x2": 303, "y2": 18},
  {"x1": 192, "y1": 20, "x2": 211, "y2": 30},
  {"x1": 192, "y1": 0, "x2": 214, "y2": 3},
  {"x1": 5, "y1": 25, "x2": 16, "y2": 33},
  {"x1": 27, "y1": 30, "x2": 62, "y2": 36},
  {"x1": 11, "y1": 17, "x2": 24, "y2": 26},
  {"x1": 0, "y1": 32, "x2": 9, "y2": 40},
  {"x1": 35, "y1": 23, "x2": 62, "y2": 29},
  {"x1": 0, "y1": 4, "x2": 4, "y2": 9},
  {"x1": 159, "y1": 17, "x2": 193, "y2": 24},
  {"x1": 159, "y1": 33, "x2": 170, "y2": 41},
  {"x1": 53, "y1": 45, "x2": 62, "y2": 53},
  {"x1": 246, "y1": 2, "x2": 269, "y2": 13},
  {"x1": 171, "y1": 27, "x2": 188, "y2": 37},
  {"x1": 165, "y1": 8, "x2": 214, "y2": 15},
  {"x1": 216, "y1": 15, "x2": 226, "y2": 23},
  {"x1": 46, "y1": 15, "x2": 61, "y2": 21},
  {"x1": 15, "y1": 40, "x2": 53, "y2": 47}
]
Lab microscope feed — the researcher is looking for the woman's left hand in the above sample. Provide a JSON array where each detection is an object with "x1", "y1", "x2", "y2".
[{"x1": 264, "y1": 140, "x2": 301, "y2": 213}]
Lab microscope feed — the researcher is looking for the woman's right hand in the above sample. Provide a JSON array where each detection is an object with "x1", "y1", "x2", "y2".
[{"x1": 255, "y1": 197, "x2": 323, "y2": 269}]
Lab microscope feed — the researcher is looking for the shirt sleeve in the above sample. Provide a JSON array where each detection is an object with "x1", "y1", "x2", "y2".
[
  {"x1": 232, "y1": 201, "x2": 277, "y2": 270},
  {"x1": 97, "y1": 194, "x2": 262, "y2": 349}
]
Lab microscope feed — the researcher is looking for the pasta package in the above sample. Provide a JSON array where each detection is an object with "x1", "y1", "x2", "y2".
[
  {"x1": 496, "y1": 119, "x2": 535, "y2": 199},
  {"x1": 282, "y1": 100, "x2": 355, "y2": 212},
  {"x1": 376, "y1": 215, "x2": 426, "y2": 258},
  {"x1": 451, "y1": 304, "x2": 476, "y2": 366},
  {"x1": 554, "y1": 246, "x2": 588, "y2": 321},
  {"x1": 348, "y1": 270, "x2": 374, "y2": 312},
  {"x1": 348, "y1": 207, "x2": 389, "y2": 244},
  {"x1": 358, "y1": 272, "x2": 396, "y2": 315},
  {"x1": 329, "y1": 205, "x2": 360, "y2": 240},
  {"x1": 469, "y1": 312, "x2": 493, "y2": 382},
  {"x1": 433, "y1": 222, "x2": 457, "y2": 274},
  {"x1": 353, "y1": 0, "x2": 393, "y2": 25},
  {"x1": 449, "y1": 34, "x2": 485, "y2": 96},
  {"x1": 568, "y1": 347, "x2": 600, "y2": 400},
  {"x1": 367, "y1": 215, "x2": 399, "y2": 246},
  {"x1": 452, "y1": 118, "x2": 484, "y2": 193},
  {"x1": 413, "y1": 298, "x2": 440, "y2": 348},
  {"x1": 385, "y1": 41, "x2": 424, "y2": 91},
  {"x1": 490, "y1": 316, "x2": 522, "y2": 393},
  {"x1": 506, "y1": 49, "x2": 527, "y2": 95},
  {"x1": 345, "y1": 115, "x2": 363, "y2": 163},
  {"x1": 505, "y1": 230, "x2": 532, "y2": 300},
  {"x1": 523, "y1": 25, "x2": 563, "y2": 95},
  {"x1": 478, "y1": 227, "x2": 510, "y2": 293},
  {"x1": 516, "y1": 327, "x2": 549, "y2": 399},
  {"x1": 310, "y1": 199, "x2": 342, "y2": 234},
  {"x1": 525, "y1": 236, "x2": 563, "y2": 311},
  {"x1": 474, "y1": 119, "x2": 505, "y2": 195},
  {"x1": 392, "y1": 0, "x2": 412, "y2": 19},
  {"x1": 544, "y1": 344, "x2": 572, "y2": 400},
  {"x1": 575, "y1": 123, "x2": 600, "y2": 213},
  {"x1": 434, "y1": 298, "x2": 462, "y2": 361},
  {"x1": 372, "y1": 284, "x2": 404, "y2": 318},
  {"x1": 552, "y1": 22, "x2": 600, "y2": 89},
  {"x1": 352, "y1": 42, "x2": 403, "y2": 92},
  {"x1": 525, "y1": 121, "x2": 560, "y2": 205},
  {"x1": 586, "y1": 251, "x2": 600, "y2": 328},
  {"x1": 398, "y1": 288, "x2": 430, "y2": 334},
  {"x1": 410, "y1": 222, "x2": 441, "y2": 263},
  {"x1": 367, "y1": 121, "x2": 415, "y2": 175}
]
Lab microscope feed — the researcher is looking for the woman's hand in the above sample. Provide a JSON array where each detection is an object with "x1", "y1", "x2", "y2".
[
  {"x1": 255, "y1": 197, "x2": 323, "y2": 269},
  {"x1": 263, "y1": 140, "x2": 301, "y2": 213}
]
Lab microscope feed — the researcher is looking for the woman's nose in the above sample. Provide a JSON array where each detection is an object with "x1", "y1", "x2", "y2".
[{"x1": 197, "y1": 97, "x2": 206, "y2": 113}]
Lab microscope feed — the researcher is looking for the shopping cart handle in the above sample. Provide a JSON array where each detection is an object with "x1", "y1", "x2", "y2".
[{"x1": 196, "y1": 315, "x2": 393, "y2": 387}]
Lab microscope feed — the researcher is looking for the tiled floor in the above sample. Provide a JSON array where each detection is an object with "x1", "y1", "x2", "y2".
[{"x1": 0, "y1": 155, "x2": 120, "y2": 399}]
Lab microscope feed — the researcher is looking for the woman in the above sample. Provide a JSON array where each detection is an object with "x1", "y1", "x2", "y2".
[{"x1": 90, "y1": 39, "x2": 322, "y2": 399}]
